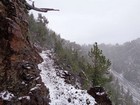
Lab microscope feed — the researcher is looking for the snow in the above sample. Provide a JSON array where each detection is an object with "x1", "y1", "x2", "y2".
[
  {"x1": 21, "y1": 81, "x2": 25, "y2": 84},
  {"x1": 30, "y1": 84, "x2": 41, "y2": 91},
  {"x1": 35, "y1": 77, "x2": 40, "y2": 80},
  {"x1": 38, "y1": 50, "x2": 96, "y2": 105},
  {"x1": 96, "y1": 92, "x2": 105, "y2": 96},
  {"x1": 26, "y1": 66, "x2": 32, "y2": 69},
  {"x1": 18, "y1": 96, "x2": 30, "y2": 100},
  {"x1": 0, "y1": 91, "x2": 14, "y2": 101}
]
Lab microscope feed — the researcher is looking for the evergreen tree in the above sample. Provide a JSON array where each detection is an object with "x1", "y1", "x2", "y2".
[
  {"x1": 28, "y1": 13, "x2": 49, "y2": 46},
  {"x1": 88, "y1": 42, "x2": 111, "y2": 86}
]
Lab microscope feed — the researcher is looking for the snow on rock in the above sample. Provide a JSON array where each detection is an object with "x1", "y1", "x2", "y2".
[
  {"x1": 30, "y1": 84, "x2": 41, "y2": 91},
  {"x1": 38, "y1": 50, "x2": 96, "y2": 105},
  {"x1": 96, "y1": 92, "x2": 105, "y2": 96},
  {"x1": 18, "y1": 96, "x2": 30, "y2": 100},
  {"x1": 0, "y1": 91, "x2": 14, "y2": 101}
]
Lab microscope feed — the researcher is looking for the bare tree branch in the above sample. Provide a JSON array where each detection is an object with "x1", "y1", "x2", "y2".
[{"x1": 26, "y1": 2, "x2": 59, "y2": 12}]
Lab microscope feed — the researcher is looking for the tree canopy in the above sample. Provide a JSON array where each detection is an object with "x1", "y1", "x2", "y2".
[{"x1": 88, "y1": 42, "x2": 111, "y2": 86}]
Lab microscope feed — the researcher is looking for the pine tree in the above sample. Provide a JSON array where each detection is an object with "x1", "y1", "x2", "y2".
[{"x1": 88, "y1": 42, "x2": 111, "y2": 86}]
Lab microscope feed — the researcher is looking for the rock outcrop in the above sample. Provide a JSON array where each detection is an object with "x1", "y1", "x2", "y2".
[
  {"x1": 88, "y1": 87, "x2": 112, "y2": 105},
  {"x1": 0, "y1": 0, "x2": 49, "y2": 104}
]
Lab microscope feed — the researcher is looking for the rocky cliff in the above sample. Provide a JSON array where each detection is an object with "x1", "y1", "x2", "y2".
[{"x1": 0, "y1": 0, "x2": 49, "y2": 104}]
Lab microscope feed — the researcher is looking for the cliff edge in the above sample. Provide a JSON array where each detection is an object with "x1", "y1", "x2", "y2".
[{"x1": 0, "y1": 0, "x2": 49, "y2": 104}]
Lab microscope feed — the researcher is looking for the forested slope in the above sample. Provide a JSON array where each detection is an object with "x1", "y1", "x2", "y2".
[
  {"x1": 28, "y1": 13, "x2": 112, "y2": 105},
  {"x1": 99, "y1": 38, "x2": 140, "y2": 87}
]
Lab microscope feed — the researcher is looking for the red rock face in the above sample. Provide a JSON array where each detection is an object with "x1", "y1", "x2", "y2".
[{"x1": 0, "y1": 0, "x2": 49, "y2": 105}]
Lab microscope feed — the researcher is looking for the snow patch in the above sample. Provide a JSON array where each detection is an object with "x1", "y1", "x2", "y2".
[
  {"x1": 96, "y1": 92, "x2": 105, "y2": 96},
  {"x1": 21, "y1": 81, "x2": 25, "y2": 85},
  {"x1": 35, "y1": 77, "x2": 40, "y2": 80},
  {"x1": 0, "y1": 91, "x2": 14, "y2": 101},
  {"x1": 18, "y1": 96, "x2": 30, "y2": 100},
  {"x1": 30, "y1": 84, "x2": 41, "y2": 91},
  {"x1": 38, "y1": 50, "x2": 96, "y2": 105}
]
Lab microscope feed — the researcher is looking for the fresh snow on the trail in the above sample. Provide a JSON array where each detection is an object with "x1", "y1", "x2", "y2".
[{"x1": 38, "y1": 50, "x2": 96, "y2": 105}]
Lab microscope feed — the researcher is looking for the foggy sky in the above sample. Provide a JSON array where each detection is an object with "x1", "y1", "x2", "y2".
[{"x1": 30, "y1": 0, "x2": 140, "y2": 45}]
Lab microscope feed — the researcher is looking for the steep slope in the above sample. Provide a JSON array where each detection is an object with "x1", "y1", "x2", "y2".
[
  {"x1": 0, "y1": 0, "x2": 49, "y2": 104},
  {"x1": 0, "y1": 1, "x2": 112, "y2": 105},
  {"x1": 97, "y1": 39, "x2": 140, "y2": 104},
  {"x1": 99, "y1": 38, "x2": 140, "y2": 86},
  {"x1": 111, "y1": 70, "x2": 140, "y2": 103},
  {"x1": 38, "y1": 50, "x2": 96, "y2": 105}
]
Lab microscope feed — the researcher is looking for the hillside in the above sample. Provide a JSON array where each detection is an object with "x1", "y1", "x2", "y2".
[
  {"x1": 99, "y1": 38, "x2": 140, "y2": 87},
  {"x1": 38, "y1": 50, "x2": 96, "y2": 105},
  {"x1": 0, "y1": 0, "x2": 49, "y2": 104},
  {"x1": 0, "y1": 0, "x2": 112, "y2": 105},
  {"x1": 27, "y1": 13, "x2": 112, "y2": 105}
]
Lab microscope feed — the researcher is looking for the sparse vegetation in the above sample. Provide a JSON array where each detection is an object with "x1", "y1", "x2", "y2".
[{"x1": 28, "y1": 13, "x2": 139, "y2": 104}]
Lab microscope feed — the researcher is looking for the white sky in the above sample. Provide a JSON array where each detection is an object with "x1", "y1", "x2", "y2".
[{"x1": 29, "y1": 0, "x2": 140, "y2": 45}]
